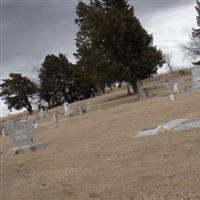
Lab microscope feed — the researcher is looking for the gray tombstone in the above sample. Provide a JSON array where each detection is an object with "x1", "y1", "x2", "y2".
[
  {"x1": 192, "y1": 67, "x2": 200, "y2": 89},
  {"x1": 10, "y1": 120, "x2": 35, "y2": 147},
  {"x1": 10, "y1": 120, "x2": 43, "y2": 152}
]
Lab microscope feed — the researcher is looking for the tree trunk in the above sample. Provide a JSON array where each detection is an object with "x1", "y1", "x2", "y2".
[
  {"x1": 130, "y1": 81, "x2": 138, "y2": 95},
  {"x1": 130, "y1": 79, "x2": 146, "y2": 99},
  {"x1": 136, "y1": 79, "x2": 146, "y2": 99},
  {"x1": 102, "y1": 86, "x2": 105, "y2": 94},
  {"x1": 26, "y1": 102, "x2": 33, "y2": 114},
  {"x1": 127, "y1": 84, "x2": 131, "y2": 95},
  {"x1": 24, "y1": 95, "x2": 33, "y2": 114}
]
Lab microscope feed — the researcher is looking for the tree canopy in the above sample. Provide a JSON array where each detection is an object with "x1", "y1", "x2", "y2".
[
  {"x1": 193, "y1": 0, "x2": 200, "y2": 37},
  {"x1": 39, "y1": 53, "x2": 96, "y2": 106},
  {"x1": 75, "y1": 0, "x2": 164, "y2": 97},
  {"x1": 182, "y1": 0, "x2": 200, "y2": 64},
  {"x1": 0, "y1": 73, "x2": 38, "y2": 114},
  {"x1": 39, "y1": 53, "x2": 73, "y2": 106}
]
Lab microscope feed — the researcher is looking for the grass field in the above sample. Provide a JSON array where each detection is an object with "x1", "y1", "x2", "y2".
[{"x1": 1, "y1": 85, "x2": 200, "y2": 199}]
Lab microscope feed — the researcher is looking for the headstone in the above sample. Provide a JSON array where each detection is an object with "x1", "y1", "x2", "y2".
[
  {"x1": 86, "y1": 102, "x2": 91, "y2": 111},
  {"x1": 79, "y1": 102, "x2": 90, "y2": 114},
  {"x1": 40, "y1": 108, "x2": 44, "y2": 119},
  {"x1": 10, "y1": 120, "x2": 43, "y2": 152},
  {"x1": 192, "y1": 67, "x2": 200, "y2": 89},
  {"x1": 1, "y1": 128, "x2": 6, "y2": 137},
  {"x1": 53, "y1": 113, "x2": 58, "y2": 124},
  {"x1": 63, "y1": 102, "x2": 72, "y2": 117},
  {"x1": 173, "y1": 83, "x2": 179, "y2": 93},
  {"x1": 168, "y1": 82, "x2": 175, "y2": 93}
]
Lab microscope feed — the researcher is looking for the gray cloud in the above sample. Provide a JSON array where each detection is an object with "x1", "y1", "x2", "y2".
[
  {"x1": 0, "y1": 0, "x2": 196, "y2": 116},
  {"x1": 1, "y1": 0, "x2": 195, "y2": 79}
]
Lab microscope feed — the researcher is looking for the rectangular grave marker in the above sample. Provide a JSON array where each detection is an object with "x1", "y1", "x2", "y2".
[
  {"x1": 10, "y1": 120, "x2": 43, "y2": 152},
  {"x1": 10, "y1": 120, "x2": 35, "y2": 147},
  {"x1": 192, "y1": 67, "x2": 200, "y2": 89}
]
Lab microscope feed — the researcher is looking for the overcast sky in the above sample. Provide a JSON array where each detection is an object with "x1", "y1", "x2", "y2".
[{"x1": 0, "y1": 0, "x2": 197, "y2": 116}]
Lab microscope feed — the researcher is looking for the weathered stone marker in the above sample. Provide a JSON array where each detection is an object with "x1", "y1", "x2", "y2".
[
  {"x1": 79, "y1": 102, "x2": 91, "y2": 114},
  {"x1": 168, "y1": 81, "x2": 178, "y2": 100},
  {"x1": 10, "y1": 120, "x2": 43, "y2": 152},
  {"x1": 192, "y1": 67, "x2": 200, "y2": 89},
  {"x1": 63, "y1": 102, "x2": 72, "y2": 117}
]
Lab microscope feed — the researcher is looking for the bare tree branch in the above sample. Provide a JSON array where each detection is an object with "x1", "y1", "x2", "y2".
[
  {"x1": 164, "y1": 52, "x2": 174, "y2": 73},
  {"x1": 181, "y1": 35, "x2": 200, "y2": 60}
]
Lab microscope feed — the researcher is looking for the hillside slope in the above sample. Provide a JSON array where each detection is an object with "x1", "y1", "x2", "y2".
[{"x1": 1, "y1": 89, "x2": 200, "y2": 200}]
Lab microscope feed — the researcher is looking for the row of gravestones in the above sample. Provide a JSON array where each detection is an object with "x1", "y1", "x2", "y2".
[
  {"x1": 2, "y1": 68, "x2": 200, "y2": 153},
  {"x1": 1, "y1": 101, "x2": 91, "y2": 153},
  {"x1": 32, "y1": 101, "x2": 91, "y2": 121},
  {"x1": 167, "y1": 67, "x2": 200, "y2": 101}
]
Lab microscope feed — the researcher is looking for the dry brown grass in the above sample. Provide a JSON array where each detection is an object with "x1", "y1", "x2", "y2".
[{"x1": 1, "y1": 85, "x2": 200, "y2": 199}]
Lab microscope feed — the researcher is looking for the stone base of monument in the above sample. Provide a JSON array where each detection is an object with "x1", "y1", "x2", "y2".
[
  {"x1": 12, "y1": 143, "x2": 44, "y2": 154},
  {"x1": 135, "y1": 118, "x2": 200, "y2": 138}
]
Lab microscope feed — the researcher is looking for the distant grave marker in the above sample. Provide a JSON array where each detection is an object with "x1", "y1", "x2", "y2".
[
  {"x1": 173, "y1": 82, "x2": 179, "y2": 93},
  {"x1": 63, "y1": 102, "x2": 72, "y2": 117},
  {"x1": 192, "y1": 67, "x2": 200, "y2": 89},
  {"x1": 53, "y1": 113, "x2": 58, "y2": 124},
  {"x1": 168, "y1": 81, "x2": 179, "y2": 94},
  {"x1": 79, "y1": 102, "x2": 91, "y2": 114},
  {"x1": 10, "y1": 120, "x2": 43, "y2": 152}
]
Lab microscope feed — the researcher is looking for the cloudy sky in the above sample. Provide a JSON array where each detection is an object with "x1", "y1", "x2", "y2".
[{"x1": 0, "y1": 0, "x2": 197, "y2": 116}]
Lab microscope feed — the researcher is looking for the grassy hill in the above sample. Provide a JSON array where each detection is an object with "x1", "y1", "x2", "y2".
[{"x1": 1, "y1": 69, "x2": 200, "y2": 199}]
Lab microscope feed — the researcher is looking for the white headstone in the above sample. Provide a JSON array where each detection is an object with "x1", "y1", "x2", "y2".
[
  {"x1": 192, "y1": 67, "x2": 200, "y2": 89},
  {"x1": 173, "y1": 83, "x2": 179, "y2": 93},
  {"x1": 63, "y1": 102, "x2": 72, "y2": 117}
]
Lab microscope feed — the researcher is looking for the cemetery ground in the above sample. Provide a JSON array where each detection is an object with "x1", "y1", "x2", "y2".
[{"x1": 1, "y1": 72, "x2": 200, "y2": 199}]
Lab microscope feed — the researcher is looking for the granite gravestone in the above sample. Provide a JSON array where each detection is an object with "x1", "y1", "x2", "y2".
[
  {"x1": 192, "y1": 67, "x2": 200, "y2": 89},
  {"x1": 10, "y1": 120, "x2": 35, "y2": 147},
  {"x1": 10, "y1": 120, "x2": 43, "y2": 152}
]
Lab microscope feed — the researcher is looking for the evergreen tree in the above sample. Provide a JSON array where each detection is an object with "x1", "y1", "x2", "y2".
[
  {"x1": 0, "y1": 73, "x2": 38, "y2": 114},
  {"x1": 183, "y1": 1, "x2": 200, "y2": 64},
  {"x1": 193, "y1": 0, "x2": 200, "y2": 37},
  {"x1": 75, "y1": 0, "x2": 164, "y2": 98},
  {"x1": 75, "y1": 0, "x2": 116, "y2": 93},
  {"x1": 70, "y1": 64, "x2": 97, "y2": 100},
  {"x1": 39, "y1": 54, "x2": 72, "y2": 106}
]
